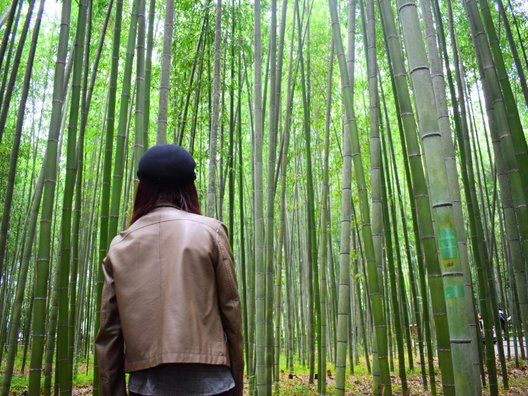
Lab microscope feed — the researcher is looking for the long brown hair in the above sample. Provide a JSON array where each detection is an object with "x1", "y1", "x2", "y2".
[{"x1": 130, "y1": 180, "x2": 201, "y2": 224}]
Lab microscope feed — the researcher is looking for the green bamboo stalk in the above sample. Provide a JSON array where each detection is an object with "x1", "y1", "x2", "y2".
[
  {"x1": 329, "y1": 0, "x2": 391, "y2": 393},
  {"x1": 380, "y1": 149, "x2": 407, "y2": 392},
  {"x1": 0, "y1": 0, "x2": 22, "y2": 121},
  {"x1": 271, "y1": 0, "x2": 290, "y2": 390},
  {"x1": 463, "y1": 0, "x2": 528, "y2": 353},
  {"x1": 134, "y1": 0, "x2": 146, "y2": 166},
  {"x1": 0, "y1": 0, "x2": 35, "y2": 148},
  {"x1": 2, "y1": 76, "x2": 45, "y2": 390},
  {"x1": 0, "y1": 0, "x2": 38, "y2": 285},
  {"x1": 422, "y1": 0, "x2": 483, "y2": 384},
  {"x1": 93, "y1": 0, "x2": 124, "y2": 390},
  {"x1": 27, "y1": 0, "x2": 71, "y2": 391},
  {"x1": 478, "y1": 0, "x2": 528, "y2": 191},
  {"x1": 177, "y1": 4, "x2": 210, "y2": 145},
  {"x1": 68, "y1": 0, "x2": 96, "y2": 382},
  {"x1": 317, "y1": 40, "x2": 334, "y2": 396},
  {"x1": 278, "y1": 2, "x2": 297, "y2": 382},
  {"x1": 381, "y1": 111, "x2": 417, "y2": 375},
  {"x1": 188, "y1": 29, "x2": 208, "y2": 153},
  {"x1": 364, "y1": 0, "x2": 407, "y2": 390},
  {"x1": 156, "y1": 0, "x2": 174, "y2": 144},
  {"x1": 70, "y1": 7, "x2": 114, "y2": 374},
  {"x1": 143, "y1": 0, "x2": 155, "y2": 149},
  {"x1": 254, "y1": 0, "x2": 267, "y2": 393},
  {"x1": 236, "y1": 16, "x2": 249, "y2": 371},
  {"x1": 396, "y1": 1, "x2": 481, "y2": 393},
  {"x1": 0, "y1": 0, "x2": 18, "y2": 77},
  {"x1": 332, "y1": 0, "x2": 353, "y2": 391},
  {"x1": 0, "y1": 49, "x2": 49, "y2": 369},
  {"x1": 379, "y1": 19, "x2": 431, "y2": 394},
  {"x1": 56, "y1": 0, "x2": 88, "y2": 390},
  {"x1": 266, "y1": 0, "x2": 277, "y2": 389},
  {"x1": 206, "y1": 0, "x2": 223, "y2": 217},
  {"x1": 0, "y1": 1, "x2": 46, "y2": 376},
  {"x1": 496, "y1": 0, "x2": 528, "y2": 108},
  {"x1": 439, "y1": 0, "x2": 508, "y2": 388},
  {"x1": 107, "y1": 0, "x2": 141, "y2": 238},
  {"x1": 378, "y1": 0, "x2": 456, "y2": 393},
  {"x1": 295, "y1": 0, "x2": 319, "y2": 385},
  {"x1": 506, "y1": 0, "x2": 528, "y2": 85}
]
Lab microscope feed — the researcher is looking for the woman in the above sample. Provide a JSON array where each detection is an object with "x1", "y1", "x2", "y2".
[{"x1": 95, "y1": 144, "x2": 244, "y2": 396}]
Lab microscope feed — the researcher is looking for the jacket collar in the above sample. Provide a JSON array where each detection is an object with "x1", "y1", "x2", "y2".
[{"x1": 153, "y1": 203, "x2": 180, "y2": 210}]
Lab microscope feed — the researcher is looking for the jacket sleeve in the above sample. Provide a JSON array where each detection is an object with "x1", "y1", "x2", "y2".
[
  {"x1": 95, "y1": 257, "x2": 127, "y2": 396},
  {"x1": 215, "y1": 225, "x2": 244, "y2": 396}
]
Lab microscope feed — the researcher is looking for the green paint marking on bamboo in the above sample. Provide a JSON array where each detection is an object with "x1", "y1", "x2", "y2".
[
  {"x1": 445, "y1": 285, "x2": 465, "y2": 299},
  {"x1": 440, "y1": 227, "x2": 458, "y2": 261}
]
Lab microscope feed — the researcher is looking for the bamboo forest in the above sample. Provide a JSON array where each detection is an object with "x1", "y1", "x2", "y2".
[{"x1": 1, "y1": 0, "x2": 528, "y2": 393}]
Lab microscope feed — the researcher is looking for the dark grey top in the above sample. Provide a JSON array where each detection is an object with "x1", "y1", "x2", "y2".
[{"x1": 128, "y1": 363, "x2": 235, "y2": 395}]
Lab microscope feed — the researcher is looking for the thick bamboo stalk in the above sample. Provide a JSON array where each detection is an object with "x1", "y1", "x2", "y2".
[
  {"x1": 27, "y1": 0, "x2": 71, "y2": 391},
  {"x1": 266, "y1": 0, "x2": 277, "y2": 389},
  {"x1": 295, "y1": 0, "x2": 319, "y2": 385},
  {"x1": 56, "y1": 0, "x2": 88, "y2": 390},
  {"x1": 206, "y1": 0, "x2": 223, "y2": 217},
  {"x1": 0, "y1": 0, "x2": 19, "y2": 78},
  {"x1": 143, "y1": 0, "x2": 156, "y2": 149},
  {"x1": 317, "y1": 40, "x2": 333, "y2": 396},
  {"x1": 421, "y1": 0, "x2": 484, "y2": 386},
  {"x1": 439, "y1": 0, "x2": 507, "y2": 388},
  {"x1": 329, "y1": 0, "x2": 391, "y2": 393},
  {"x1": 271, "y1": 0, "x2": 289, "y2": 390},
  {"x1": 378, "y1": 0, "x2": 455, "y2": 393},
  {"x1": 364, "y1": 0, "x2": 406, "y2": 391},
  {"x1": 396, "y1": 1, "x2": 481, "y2": 393},
  {"x1": 92, "y1": 0, "x2": 124, "y2": 391},
  {"x1": 463, "y1": 0, "x2": 528, "y2": 354},
  {"x1": 0, "y1": 0, "x2": 35, "y2": 146},
  {"x1": 0, "y1": 0, "x2": 38, "y2": 284},
  {"x1": 156, "y1": 0, "x2": 175, "y2": 144},
  {"x1": 254, "y1": 0, "x2": 267, "y2": 393},
  {"x1": 107, "y1": 0, "x2": 141, "y2": 239},
  {"x1": 478, "y1": 0, "x2": 528, "y2": 190},
  {"x1": 0, "y1": 0, "x2": 22, "y2": 120},
  {"x1": 0, "y1": 18, "x2": 46, "y2": 378},
  {"x1": 134, "y1": 0, "x2": 146, "y2": 165},
  {"x1": 331, "y1": 0, "x2": 353, "y2": 391},
  {"x1": 496, "y1": 0, "x2": 528, "y2": 108}
]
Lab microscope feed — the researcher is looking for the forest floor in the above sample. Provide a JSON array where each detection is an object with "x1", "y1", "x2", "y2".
[
  {"x1": 1, "y1": 358, "x2": 528, "y2": 395},
  {"x1": 274, "y1": 358, "x2": 528, "y2": 395}
]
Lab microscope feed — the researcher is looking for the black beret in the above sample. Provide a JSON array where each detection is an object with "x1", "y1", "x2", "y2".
[{"x1": 137, "y1": 144, "x2": 196, "y2": 186}]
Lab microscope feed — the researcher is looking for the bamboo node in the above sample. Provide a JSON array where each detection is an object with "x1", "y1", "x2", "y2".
[
  {"x1": 409, "y1": 65, "x2": 429, "y2": 75},
  {"x1": 397, "y1": 1, "x2": 417, "y2": 13},
  {"x1": 431, "y1": 201, "x2": 452, "y2": 208},
  {"x1": 450, "y1": 338, "x2": 471, "y2": 344},
  {"x1": 442, "y1": 271, "x2": 464, "y2": 277},
  {"x1": 421, "y1": 132, "x2": 442, "y2": 140}
]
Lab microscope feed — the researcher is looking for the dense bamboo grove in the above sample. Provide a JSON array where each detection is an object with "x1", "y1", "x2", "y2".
[{"x1": 0, "y1": 0, "x2": 527, "y2": 394}]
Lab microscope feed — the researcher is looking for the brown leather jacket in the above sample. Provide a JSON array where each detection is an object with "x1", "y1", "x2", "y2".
[{"x1": 95, "y1": 206, "x2": 244, "y2": 395}]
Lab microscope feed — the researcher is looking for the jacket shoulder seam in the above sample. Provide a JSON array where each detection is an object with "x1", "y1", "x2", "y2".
[{"x1": 115, "y1": 217, "x2": 222, "y2": 245}]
